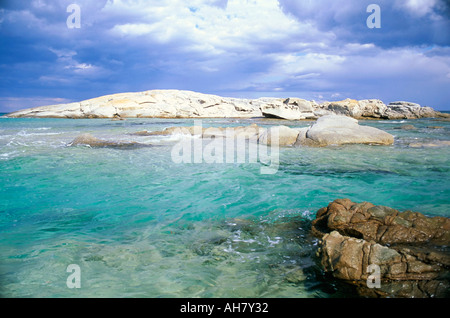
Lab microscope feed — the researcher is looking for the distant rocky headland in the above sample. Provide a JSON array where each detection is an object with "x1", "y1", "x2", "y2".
[{"x1": 5, "y1": 90, "x2": 450, "y2": 120}]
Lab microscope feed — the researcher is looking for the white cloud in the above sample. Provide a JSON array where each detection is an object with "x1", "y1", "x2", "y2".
[
  {"x1": 241, "y1": 43, "x2": 450, "y2": 103},
  {"x1": 107, "y1": 0, "x2": 325, "y2": 54},
  {"x1": 395, "y1": 0, "x2": 439, "y2": 16},
  {"x1": 1, "y1": 0, "x2": 449, "y2": 110},
  {"x1": 49, "y1": 48, "x2": 77, "y2": 58},
  {"x1": 265, "y1": 52, "x2": 346, "y2": 81},
  {"x1": 112, "y1": 23, "x2": 157, "y2": 37},
  {"x1": 48, "y1": 47, "x2": 105, "y2": 78},
  {"x1": 74, "y1": 63, "x2": 93, "y2": 70},
  {"x1": 38, "y1": 75, "x2": 72, "y2": 84},
  {"x1": 0, "y1": 9, "x2": 5, "y2": 25},
  {"x1": 344, "y1": 43, "x2": 376, "y2": 51}
]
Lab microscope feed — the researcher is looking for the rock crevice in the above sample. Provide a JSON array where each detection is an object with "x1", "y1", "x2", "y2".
[{"x1": 311, "y1": 199, "x2": 450, "y2": 298}]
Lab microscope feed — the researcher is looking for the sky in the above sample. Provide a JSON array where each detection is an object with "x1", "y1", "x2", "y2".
[{"x1": 0, "y1": 0, "x2": 449, "y2": 112}]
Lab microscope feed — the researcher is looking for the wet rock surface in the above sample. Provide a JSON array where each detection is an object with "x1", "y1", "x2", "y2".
[
  {"x1": 311, "y1": 199, "x2": 450, "y2": 298},
  {"x1": 69, "y1": 133, "x2": 154, "y2": 149},
  {"x1": 132, "y1": 115, "x2": 394, "y2": 148}
]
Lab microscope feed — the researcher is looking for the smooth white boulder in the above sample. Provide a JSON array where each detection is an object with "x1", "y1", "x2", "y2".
[
  {"x1": 305, "y1": 115, "x2": 394, "y2": 146},
  {"x1": 258, "y1": 125, "x2": 300, "y2": 146}
]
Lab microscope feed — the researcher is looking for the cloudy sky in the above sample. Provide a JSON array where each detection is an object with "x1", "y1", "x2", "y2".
[{"x1": 0, "y1": 0, "x2": 449, "y2": 112}]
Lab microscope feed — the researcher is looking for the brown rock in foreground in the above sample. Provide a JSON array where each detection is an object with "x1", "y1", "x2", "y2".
[{"x1": 311, "y1": 199, "x2": 450, "y2": 298}]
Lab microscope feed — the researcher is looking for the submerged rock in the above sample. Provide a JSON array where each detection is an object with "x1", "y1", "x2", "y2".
[
  {"x1": 408, "y1": 140, "x2": 450, "y2": 148},
  {"x1": 69, "y1": 133, "x2": 152, "y2": 149},
  {"x1": 132, "y1": 126, "x2": 204, "y2": 137},
  {"x1": 311, "y1": 199, "x2": 450, "y2": 298},
  {"x1": 394, "y1": 124, "x2": 417, "y2": 130},
  {"x1": 133, "y1": 124, "x2": 264, "y2": 140}
]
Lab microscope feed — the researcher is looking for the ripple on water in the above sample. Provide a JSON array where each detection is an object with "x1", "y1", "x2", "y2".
[{"x1": 0, "y1": 117, "x2": 448, "y2": 297}]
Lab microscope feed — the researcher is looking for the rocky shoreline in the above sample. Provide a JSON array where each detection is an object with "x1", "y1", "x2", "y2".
[
  {"x1": 68, "y1": 115, "x2": 395, "y2": 149},
  {"x1": 311, "y1": 199, "x2": 450, "y2": 298},
  {"x1": 5, "y1": 89, "x2": 450, "y2": 120},
  {"x1": 7, "y1": 90, "x2": 448, "y2": 298}
]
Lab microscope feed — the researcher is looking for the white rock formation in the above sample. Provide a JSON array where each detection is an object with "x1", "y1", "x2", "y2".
[
  {"x1": 7, "y1": 90, "x2": 263, "y2": 119},
  {"x1": 131, "y1": 115, "x2": 394, "y2": 147},
  {"x1": 261, "y1": 98, "x2": 316, "y2": 120},
  {"x1": 258, "y1": 125, "x2": 301, "y2": 146},
  {"x1": 301, "y1": 115, "x2": 394, "y2": 146},
  {"x1": 385, "y1": 101, "x2": 437, "y2": 119},
  {"x1": 5, "y1": 89, "x2": 446, "y2": 120}
]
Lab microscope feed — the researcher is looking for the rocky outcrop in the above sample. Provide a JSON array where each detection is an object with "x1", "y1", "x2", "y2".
[
  {"x1": 394, "y1": 124, "x2": 417, "y2": 130},
  {"x1": 5, "y1": 90, "x2": 448, "y2": 120},
  {"x1": 133, "y1": 124, "x2": 264, "y2": 140},
  {"x1": 7, "y1": 90, "x2": 264, "y2": 119},
  {"x1": 385, "y1": 101, "x2": 438, "y2": 119},
  {"x1": 297, "y1": 115, "x2": 394, "y2": 147},
  {"x1": 408, "y1": 140, "x2": 450, "y2": 148},
  {"x1": 311, "y1": 199, "x2": 450, "y2": 298},
  {"x1": 317, "y1": 99, "x2": 447, "y2": 120},
  {"x1": 133, "y1": 123, "x2": 300, "y2": 147},
  {"x1": 132, "y1": 115, "x2": 394, "y2": 147},
  {"x1": 261, "y1": 98, "x2": 317, "y2": 120},
  {"x1": 318, "y1": 99, "x2": 388, "y2": 119}
]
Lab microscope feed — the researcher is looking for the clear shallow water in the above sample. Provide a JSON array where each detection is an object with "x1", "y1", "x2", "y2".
[{"x1": 0, "y1": 116, "x2": 449, "y2": 298}]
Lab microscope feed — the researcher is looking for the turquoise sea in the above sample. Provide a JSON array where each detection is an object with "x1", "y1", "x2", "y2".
[{"x1": 0, "y1": 114, "x2": 449, "y2": 298}]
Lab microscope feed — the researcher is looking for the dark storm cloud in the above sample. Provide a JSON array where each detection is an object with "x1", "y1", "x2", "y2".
[{"x1": 0, "y1": 0, "x2": 449, "y2": 112}]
